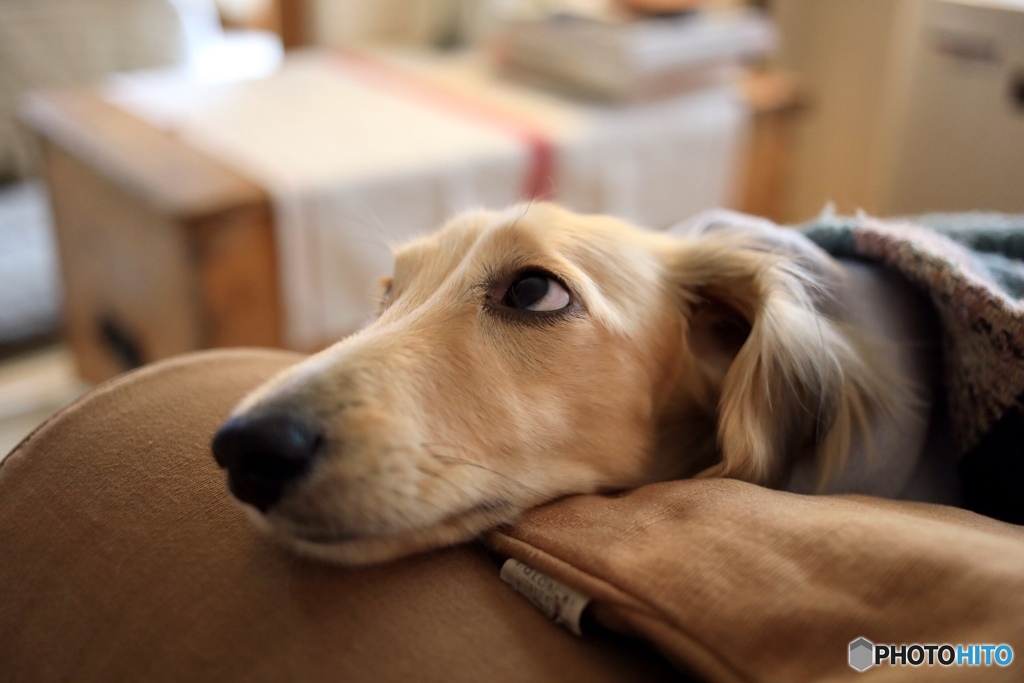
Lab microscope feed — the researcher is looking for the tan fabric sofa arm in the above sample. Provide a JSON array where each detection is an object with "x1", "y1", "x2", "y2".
[{"x1": 0, "y1": 349, "x2": 676, "y2": 682}]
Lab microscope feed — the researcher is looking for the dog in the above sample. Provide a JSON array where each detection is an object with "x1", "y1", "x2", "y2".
[{"x1": 212, "y1": 203, "x2": 957, "y2": 565}]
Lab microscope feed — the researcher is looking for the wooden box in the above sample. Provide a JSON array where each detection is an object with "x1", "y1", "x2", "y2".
[{"x1": 21, "y1": 91, "x2": 282, "y2": 383}]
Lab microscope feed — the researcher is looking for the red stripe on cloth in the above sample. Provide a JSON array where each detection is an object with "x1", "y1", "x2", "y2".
[{"x1": 330, "y1": 49, "x2": 555, "y2": 201}]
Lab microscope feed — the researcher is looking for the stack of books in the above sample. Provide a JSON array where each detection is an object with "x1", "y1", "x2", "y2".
[{"x1": 493, "y1": 8, "x2": 776, "y2": 102}]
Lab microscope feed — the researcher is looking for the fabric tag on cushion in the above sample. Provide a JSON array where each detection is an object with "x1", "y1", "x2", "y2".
[{"x1": 500, "y1": 558, "x2": 591, "y2": 636}]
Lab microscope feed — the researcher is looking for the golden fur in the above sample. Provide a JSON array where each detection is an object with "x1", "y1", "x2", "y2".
[{"x1": 220, "y1": 203, "x2": 938, "y2": 565}]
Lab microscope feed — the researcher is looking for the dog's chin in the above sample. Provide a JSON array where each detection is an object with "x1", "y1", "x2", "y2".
[{"x1": 243, "y1": 502, "x2": 520, "y2": 566}]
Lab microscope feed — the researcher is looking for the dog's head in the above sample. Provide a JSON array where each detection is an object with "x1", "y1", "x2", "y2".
[{"x1": 212, "y1": 203, "x2": 886, "y2": 564}]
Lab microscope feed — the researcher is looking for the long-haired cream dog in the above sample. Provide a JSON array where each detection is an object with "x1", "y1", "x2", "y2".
[{"x1": 213, "y1": 203, "x2": 954, "y2": 565}]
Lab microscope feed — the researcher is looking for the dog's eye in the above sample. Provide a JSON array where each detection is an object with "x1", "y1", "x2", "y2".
[{"x1": 502, "y1": 271, "x2": 571, "y2": 312}]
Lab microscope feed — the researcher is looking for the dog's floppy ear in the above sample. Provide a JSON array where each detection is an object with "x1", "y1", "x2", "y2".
[{"x1": 666, "y1": 221, "x2": 890, "y2": 488}]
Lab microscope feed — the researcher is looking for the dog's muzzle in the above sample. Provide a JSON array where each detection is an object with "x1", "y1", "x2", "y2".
[{"x1": 212, "y1": 413, "x2": 323, "y2": 512}]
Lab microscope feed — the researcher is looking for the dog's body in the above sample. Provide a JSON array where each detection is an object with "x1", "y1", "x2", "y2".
[{"x1": 212, "y1": 204, "x2": 958, "y2": 565}]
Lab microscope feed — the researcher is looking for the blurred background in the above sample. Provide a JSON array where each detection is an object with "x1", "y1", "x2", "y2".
[{"x1": 1, "y1": 0, "x2": 1023, "y2": 455}]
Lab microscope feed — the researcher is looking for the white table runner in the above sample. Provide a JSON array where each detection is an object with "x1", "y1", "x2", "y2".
[{"x1": 105, "y1": 49, "x2": 748, "y2": 349}]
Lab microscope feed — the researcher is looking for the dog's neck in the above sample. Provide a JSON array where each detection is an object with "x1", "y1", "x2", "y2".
[{"x1": 649, "y1": 406, "x2": 720, "y2": 482}]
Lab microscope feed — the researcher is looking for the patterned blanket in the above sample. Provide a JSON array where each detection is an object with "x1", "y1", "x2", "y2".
[{"x1": 802, "y1": 213, "x2": 1024, "y2": 522}]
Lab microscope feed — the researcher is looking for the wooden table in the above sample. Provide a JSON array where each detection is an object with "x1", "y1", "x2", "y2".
[{"x1": 21, "y1": 70, "x2": 801, "y2": 383}]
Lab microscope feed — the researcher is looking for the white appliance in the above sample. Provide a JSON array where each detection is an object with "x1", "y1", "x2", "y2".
[{"x1": 883, "y1": 0, "x2": 1024, "y2": 214}]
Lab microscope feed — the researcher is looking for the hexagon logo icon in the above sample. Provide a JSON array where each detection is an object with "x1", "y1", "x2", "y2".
[{"x1": 849, "y1": 637, "x2": 875, "y2": 672}]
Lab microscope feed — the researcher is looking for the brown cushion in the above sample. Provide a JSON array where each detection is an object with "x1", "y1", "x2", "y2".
[
  {"x1": 0, "y1": 349, "x2": 677, "y2": 682},
  {"x1": 488, "y1": 481, "x2": 1024, "y2": 681}
]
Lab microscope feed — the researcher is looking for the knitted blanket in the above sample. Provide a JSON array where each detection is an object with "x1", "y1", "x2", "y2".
[{"x1": 802, "y1": 213, "x2": 1024, "y2": 522}]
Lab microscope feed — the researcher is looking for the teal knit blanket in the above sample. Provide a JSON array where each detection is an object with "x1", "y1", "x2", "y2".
[{"x1": 801, "y1": 213, "x2": 1024, "y2": 521}]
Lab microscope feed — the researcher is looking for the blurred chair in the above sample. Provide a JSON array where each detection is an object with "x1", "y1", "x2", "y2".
[
  {"x1": 0, "y1": 0, "x2": 261, "y2": 180},
  {"x1": 2, "y1": 0, "x2": 189, "y2": 179}
]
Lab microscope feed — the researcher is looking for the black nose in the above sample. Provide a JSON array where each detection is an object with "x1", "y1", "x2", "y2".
[{"x1": 211, "y1": 413, "x2": 323, "y2": 512}]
